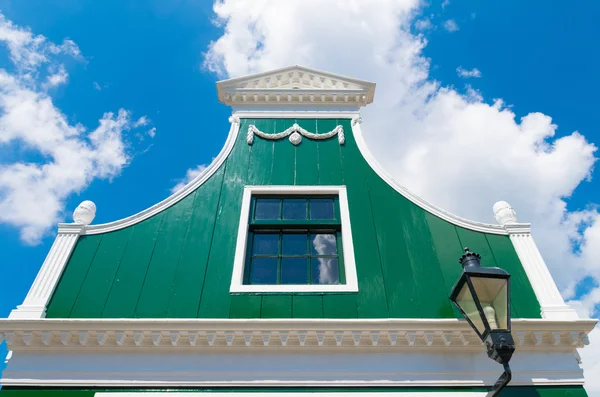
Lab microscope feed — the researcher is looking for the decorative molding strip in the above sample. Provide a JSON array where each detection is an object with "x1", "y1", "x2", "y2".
[
  {"x1": 504, "y1": 223, "x2": 580, "y2": 321},
  {"x1": 350, "y1": 117, "x2": 508, "y2": 235},
  {"x1": 247, "y1": 123, "x2": 344, "y2": 146},
  {"x1": 0, "y1": 318, "x2": 595, "y2": 351},
  {"x1": 8, "y1": 231, "x2": 82, "y2": 319}
]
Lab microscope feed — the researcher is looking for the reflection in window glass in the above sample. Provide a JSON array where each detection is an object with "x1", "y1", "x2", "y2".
[
  {"x1": 250, "y1": 257, "x2": 278, "y2": 284},
  {"x1": 283, "y1": 199, "x2": 306, "y2": 220},
  {"x1": 255, "y1": 198, "x2": 280, "y2": 220},
  {"x1": 310, "y1": 233, "x2": 337, "y2": 256},
  {"x1": 281, "y1": 257, "x2": 309, "y2": 284},
  {"x1": 310, "y1": 199, "x2": 334, "y2": 220},
  {"x1": 282, "y1": 233, "x2": 307, "y2": 255},
  {"x1": 311, "y1": 257, "x2": 339, "y2": 284},
  {"x1": 252, "y1": 233, "x2": 279, "y2": 255}
]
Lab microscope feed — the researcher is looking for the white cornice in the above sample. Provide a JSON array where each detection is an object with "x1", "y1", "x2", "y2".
[
  {"x1": 0, "y1": 318, "x2": 595, "y2": 351},
  {"x1": 217, "y1": 66, "x2": 375, "y2": 109}
]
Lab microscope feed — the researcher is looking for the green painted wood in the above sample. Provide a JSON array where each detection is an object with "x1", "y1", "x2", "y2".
[
  {"x1": 133, "y1": 193, "x2": 196, "y2": 318},
  {"x1": 292, "y1": 294, "x2": 324, "y2": 318},
  {"x1": 166, "y1": 166, "x2": 226, "y2": 318},
  {"x1": 340, "y1": 119, "x2": 389, "y2": 318},
  {"x1": 456, "y1": 227, "x2": 520, "y2": 319},
  {"x1": 101, "y1": 213, "x2": 166, "y2": 317},
  {"x1": 69, "y1": 228, "x2": 133, "y2": 318},
  {"x1": 45, "y1": 235, "x2": 102, "y2": 318},
  {"x1": 46, "y1": 117, "x2": 541, "y2": 321},
  {"x1": 196, "y1": 120, "x2": 252, "y2": 318},
  {"x1": 486, "y1": 233, "x2": 542, "y2": 319},
  {"x1": 424, "y1": 213, "x2": 467, "y2": 318},
  {"x1": 261, "y1": 294, "x2": 292, "y2": 318},
  {"x1": 229, "y1": 294, "x2": 262, "y2": 318}
]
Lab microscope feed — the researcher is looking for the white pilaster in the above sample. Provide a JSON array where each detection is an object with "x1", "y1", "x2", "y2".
[
  {"x1": 504, "y1": 223, "x2": 579, "y2": 321},
  {"x1": 9, "y1": 224, "x2": 83, "y2": 319}
]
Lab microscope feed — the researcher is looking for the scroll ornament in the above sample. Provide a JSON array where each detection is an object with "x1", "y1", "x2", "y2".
[{"x1": 247, "y1": 123, "x2": 345, "y2": 146}]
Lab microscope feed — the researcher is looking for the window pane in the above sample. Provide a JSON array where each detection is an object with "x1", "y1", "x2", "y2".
[
  {"x1": 252, "y1": 233, "x2": 279, "y2": 255},
  {"x1": 249, "y1": 257, "x2": 278, "y2": 284},
  {"x1": 311, "y1": 257, "x2": 339, "y2": 284},
  {"x1": 281, "y1": 257, "x2": 308, "y2": 284},
  {"x1": 255, "y1": 198, "x2": 280, "y2": 220},
  {"x1": 283, "y1": 199, "x2": 307, "y2": 220},
  {"x1": 310, "y1": 198, "x2": 334, "y2": 220},
  {"x1": 282, "y1": 233, "x2": 307, "y2": 255},
  {"x1": 310, "y1": 233, "x2": 337, "y2": 256}
]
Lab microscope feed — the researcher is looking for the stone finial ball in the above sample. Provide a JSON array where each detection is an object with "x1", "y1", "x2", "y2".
[
  {"x1": 493, "y1": 201, "x2": 517, "y2": 225},
  {"x1": 73, "y1": 200, "x2": 97, "y2": 225}
]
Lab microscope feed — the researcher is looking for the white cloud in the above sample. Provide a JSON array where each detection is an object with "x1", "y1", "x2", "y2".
[
  {"x1": 203, "y1": 0, "x2": 600, "y2": 392},
  {"x1": 93, "y1": 81, "x2": 102, "y2": 91},
  {"x1": 170, "y1": 164, "x2": 208, "y2": 194},
  {"x1": 443, "y1": 19, "x2": 459, "y2": 32},
  {"x1": 134, "y1": 115, "x2": 150, "y2": 128},
  {"x1": 0, "y1": 12, "x2": 150, "y2": 243},
  {"x1": 147, "y1": 127, "x2": 156, "y2": 138},
  {"x1": 456, "y1": 66, "x2": 481, "y2": 78},
  {"x1": 414, "y1": 18, "x2": 432, "y2": 31},
  {"x1": 441, "y1": 0, "x2": 450, "y2": 8}
]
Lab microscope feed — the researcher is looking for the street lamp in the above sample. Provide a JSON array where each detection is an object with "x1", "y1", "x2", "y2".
[{"x1": 449, "y1": 248, "x2": 515, "y2": 397}]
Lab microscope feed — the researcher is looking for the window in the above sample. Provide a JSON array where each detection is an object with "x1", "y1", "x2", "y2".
[{"x1": 231, "y1": 186, "x2": 358, "y2": 293}]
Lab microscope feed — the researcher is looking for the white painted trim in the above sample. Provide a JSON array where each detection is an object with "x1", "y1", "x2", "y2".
[
  {"x1": 97, "y1": 393, "x2": 487, "y2": 397},
  {"x1": 350, "y1": 118, "x2": 508, "y2": 235},
  {"x1": 230, "y1": 185, "x2": 359, "y2": 293},
  {"x1": 504, "y1": 224, "x2": 580, "y2": 320},
  {"x1": 9, "y1": 229, "x2": 83, "y2": 319},
  {"x1": 75, "y1": 117, "x2": 241, "y2": 235},
  {"x1": 0, "y1": 348, "x2": 585, "y2": 387},
  {"x1": 233, "y1": 110, "x2": 360, "y2": 119}
]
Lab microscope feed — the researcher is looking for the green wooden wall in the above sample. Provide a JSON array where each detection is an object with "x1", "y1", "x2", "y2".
[
  {"x1": 0, "y1": 386, "x2": 589, "y2": 396},
  {"x1": 45, "y1": 118, "x2": 541, "y2": 319}
]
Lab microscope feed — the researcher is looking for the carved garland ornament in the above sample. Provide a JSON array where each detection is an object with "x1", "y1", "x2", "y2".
[{"x1": 247, "y1": 123, "x2": 345, "y2": 146}]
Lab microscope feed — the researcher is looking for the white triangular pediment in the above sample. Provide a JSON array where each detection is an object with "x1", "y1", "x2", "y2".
[{"x1": 216, "y1": 65, "x2": 376, "y2": 109}]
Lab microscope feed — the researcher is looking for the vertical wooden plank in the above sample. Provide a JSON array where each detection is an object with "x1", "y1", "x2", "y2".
[
  {"x1": 261, "y1": 294, "x2": 292, "y2": 318},
  {"x1": 229, "y1": 294, "x2": 262, "y2": 318},
  {"x1": 69, "y1": 228, "x2": 133, "y2": 318},
  {"x1": 197, "y1": 119, "x2": 252, "y2": 318},
  {"x1": 400, "y1": 202, "x2": 455, "y2": 318},
  {"x1": 45, "y1": 235, "x2": 102, "y2": 318},
  {"x1": 292, "y1": 294, "x2": 323, "y2": 318},
  {"x1": 294, "y1": 119, "x2": 319, "y2": 186},
  {"x1": 270, "y1": 118, "x2": 296, "y2": 185},
  {"x1": 133, "y1": 193, "x2": 196, "y2": 318},
  {"x1": 486, "y1": 234, "x2": 542, "y2": 318},
  {"x1": 166, "y1": 166, "x2": 225, "y2": 318},
  {"x1": 339, "y1": 119, "x2": 389, "y2": 318},
  {"x1": 101, "y1": 213, "x2": 165, "y2": 317},
  {"x1": 317, "y1": 119, "x2": 344, "y2": 186},
  {"x1": 322, "y1": 294, "x2": 358, "y2": 318},
  {"x1": 247, "y1": 118, "x2": 274, "y2": 186},
  {"x1": 365, "y1": 170, "x2": 421, "y2": 318},
  {"x1": 424, "y1": 213, "x2": 466, "y2": 318},
  {"x1": 455, "y1": 227, "x2": 520, "y2": 318}
]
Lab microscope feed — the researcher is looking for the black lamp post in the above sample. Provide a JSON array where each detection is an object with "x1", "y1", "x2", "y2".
[{"x1": 449, "y1": 248, "x2": 515, "y2": 397}]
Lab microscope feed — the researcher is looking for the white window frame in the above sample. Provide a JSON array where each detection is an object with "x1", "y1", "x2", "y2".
[{"x1": 230, "y1": 185, "x2": 359, "y2": 293}]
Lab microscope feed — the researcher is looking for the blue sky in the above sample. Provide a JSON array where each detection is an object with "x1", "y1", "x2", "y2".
[{"x1": 1, "y1": 0, "x2": 600, "y2": 386}]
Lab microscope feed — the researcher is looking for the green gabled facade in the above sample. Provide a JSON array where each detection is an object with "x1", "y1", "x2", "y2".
[
  {"x1": 46, "y1": 117, "x2": 541, "y2": 321},
  {"x1": 1, "y1": 66, "x2": 594, "y2": 396}
]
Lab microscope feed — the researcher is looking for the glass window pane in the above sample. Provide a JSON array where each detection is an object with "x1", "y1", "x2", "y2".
[
  {"x1": 283, "y1": 199, "x2": 307, "y2": 220},
  {"x1": 311, "y1": 257, "x2": 339, "y2": 284},
  {"x1": 281, "y1": 257, "x2": 308, "y2": 284},
  {"x1": 252, "y1": 233, "x2": 279, "y2": 255},
  {"x1": 310, "y1": 198, "x2": 335, "y2": 220},
  {"x1": 282, "y1": 233, "x2": 307, "y2": 255},
  {"x1": 310, "y1": 233, "x2": 337, "y2": 256},
  {"x1": 255, "y1": 198, "x2": 280, "y2": 220},
  {"x1": 249, "y1": 257, "x2": 278, "y2": 284},
  {"x1": 455, "y1": 282, "x2": 486, "y2": 335}
]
